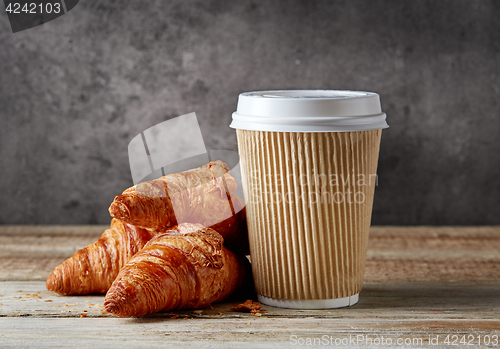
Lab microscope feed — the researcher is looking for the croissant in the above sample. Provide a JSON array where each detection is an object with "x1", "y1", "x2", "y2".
[
  {"x1": 209, "y1": 194, "x2": 248, "y2": 254},
  {"x1": 108, "y1": 160, "x2": 248, "y2": 252},
  {"x1": 104, "y1": 223, "x2": 250, "y2": 317},
  {"x1": 46, "y1": 219, "x2": 156, "y2": 295}
]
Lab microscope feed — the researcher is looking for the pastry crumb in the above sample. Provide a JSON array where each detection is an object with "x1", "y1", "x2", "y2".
[
  {"x1": 230, "y1": 300, "x2": 266, "y2": 315},
  {"x1": 80, "y1": 313, "x2": 87, "y2": 318}
]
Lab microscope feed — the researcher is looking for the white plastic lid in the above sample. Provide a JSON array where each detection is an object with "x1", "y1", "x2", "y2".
[{"x1": 230, "y1": 90, "x2": 388, "y2": 132}]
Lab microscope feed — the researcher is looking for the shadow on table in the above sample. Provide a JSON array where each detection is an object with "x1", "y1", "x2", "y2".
[{"x1": 121, "y1": 281, "x2": 500, "y2": 321}]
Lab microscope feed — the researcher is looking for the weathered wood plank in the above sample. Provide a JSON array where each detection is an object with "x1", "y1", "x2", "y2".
[
  {"x1": 1, "y1": 226, "x2": 499, "y2": 282},
  {"x1": 1, "y1": 317, "x2": 499, "y2": 349},
  {"x1": 0, "y1": 226, "x2": 499, "y2": 347},
  {"x1": 0, "y1": 226, "x2": 106, "y2": 281},
  {"x1": 365, "y1": 226, "x2": 500, "y2": 283},
  {"x1": 1, "y1": 281, "x2": 499, "y2": 320}
]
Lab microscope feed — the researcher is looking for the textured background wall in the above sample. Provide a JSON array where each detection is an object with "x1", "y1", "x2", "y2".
[{"x1": 0, "y1": 0, "x2": 499, "y2": 225}]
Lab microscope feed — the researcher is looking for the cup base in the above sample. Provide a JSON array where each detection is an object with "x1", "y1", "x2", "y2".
[{"x1": 257, "y1": 293, "x2": 359, "y2": 309}]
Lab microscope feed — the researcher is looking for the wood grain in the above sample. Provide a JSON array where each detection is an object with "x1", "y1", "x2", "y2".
[
  {"x1": 365, "y1": 226, "x2": 500, "y2": 282},
  {"x1": 0, "y1": 226, "x2": 499, "y2": 348},
  {"x1": 1, "y1": 317, "x2": 499, "y2": 349},
  {"x1": 1, "y1": 226, "x2": 498, "y2": 282},
  {"x1": 1, "y1": 281, "x2": 499, "y2": 320},
  {"x1": 0, "y1": 225, "x2": 106, "y2": 281}
]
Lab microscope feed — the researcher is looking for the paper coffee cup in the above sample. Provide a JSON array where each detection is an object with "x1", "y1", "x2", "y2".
[{"x1": 230, "y1": 90, "x2": 388, "y2": 309}]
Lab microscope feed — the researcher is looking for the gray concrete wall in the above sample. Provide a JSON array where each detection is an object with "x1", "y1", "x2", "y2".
[{"x1": 0, "y1": 0, "x2": 499, "y2": 225}]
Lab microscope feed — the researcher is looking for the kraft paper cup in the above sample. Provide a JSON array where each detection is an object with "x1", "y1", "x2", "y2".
[{"x1": 230, "y1": 90, "x2": 388, "y2": 309}]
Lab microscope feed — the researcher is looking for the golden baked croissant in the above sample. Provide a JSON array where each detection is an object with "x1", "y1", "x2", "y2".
[
  {"x1": 104, "y1": 223, "x2": 250, "y2": 317},
  {"x1": 108, "y1": 160, "x2": 248, "y2": 252},
  {"x1": 46, "y1": 219, "x2": 157, "y2": 295}
]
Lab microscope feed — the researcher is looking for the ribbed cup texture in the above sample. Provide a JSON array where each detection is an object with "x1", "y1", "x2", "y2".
[{"x1": 236, "y1": 129, "x2": 382, "y2": 300}]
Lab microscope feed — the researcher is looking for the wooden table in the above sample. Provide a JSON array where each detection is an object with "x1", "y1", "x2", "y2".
[{"x1": 1, "y1": 226, "x2": 499, "y2": 348}]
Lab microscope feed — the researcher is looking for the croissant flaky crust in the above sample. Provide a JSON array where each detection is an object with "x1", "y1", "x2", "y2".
[
  {"x1": 108, "y1": 160, "x2": 248, "y2": 253},
  {"x1": 46, "y1": 219, "x2": 157, "y2": 295},
  {"x1": 104, "y1": 223, "x2": 250, "y2": 317}
]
